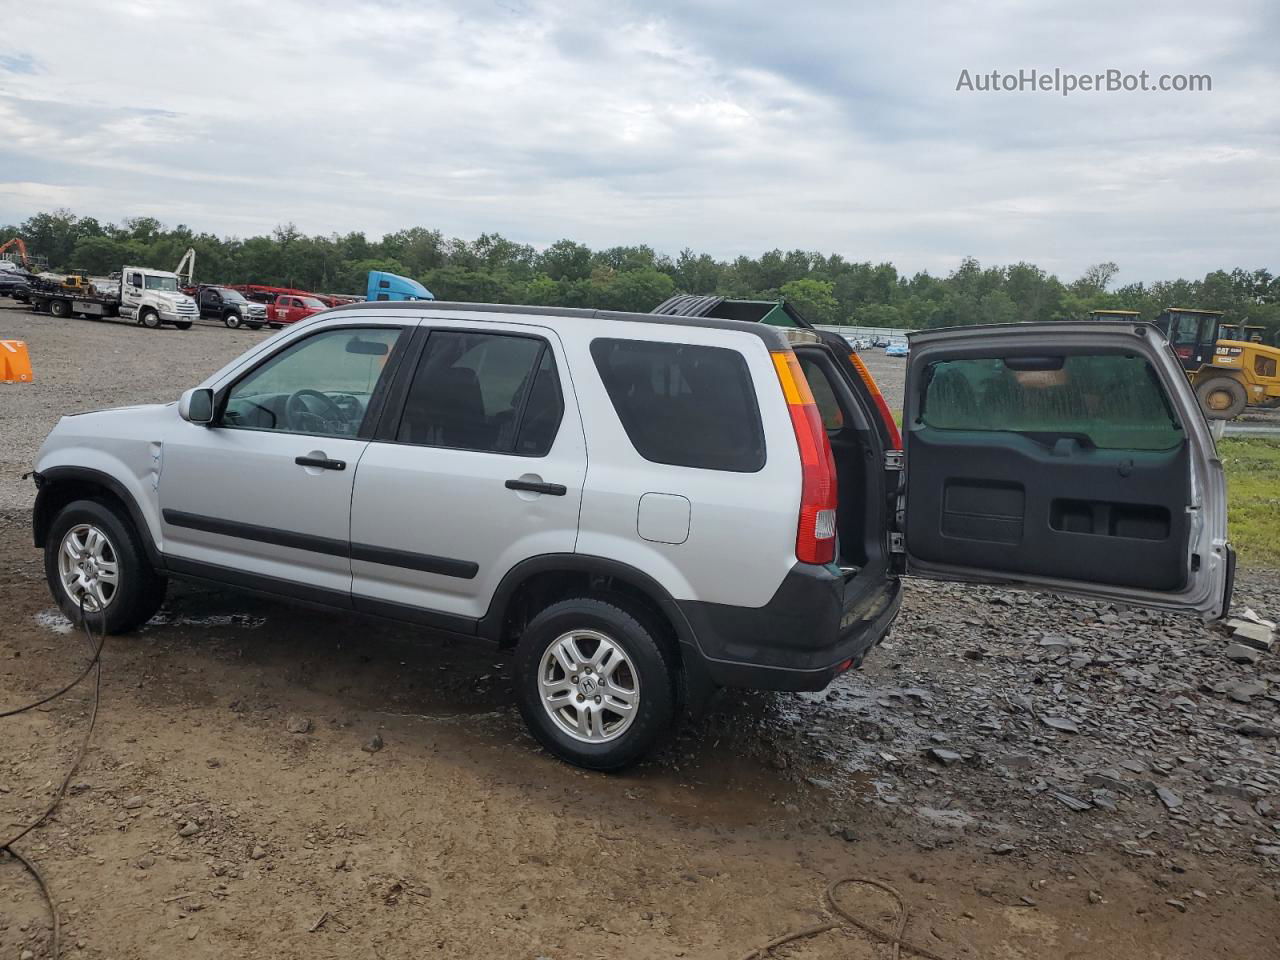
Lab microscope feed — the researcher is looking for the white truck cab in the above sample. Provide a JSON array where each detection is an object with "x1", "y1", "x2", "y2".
[{"x1": 118, "y1": 265, "x2": 199, "y2": 329}]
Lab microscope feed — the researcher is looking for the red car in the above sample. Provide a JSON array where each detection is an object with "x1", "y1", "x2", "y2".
[{"x1": 268, "y1": 294, "x2": 328, "y2": 327}]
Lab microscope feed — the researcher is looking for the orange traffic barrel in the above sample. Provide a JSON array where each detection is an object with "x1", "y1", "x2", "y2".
[{"x1": 1, "y1": 339, "x2": 33, "y2": 382}]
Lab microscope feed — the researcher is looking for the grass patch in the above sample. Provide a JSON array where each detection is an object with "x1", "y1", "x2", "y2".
[{"x1": 1219, "y1": 437, "x2": 1280, "y2": 568}]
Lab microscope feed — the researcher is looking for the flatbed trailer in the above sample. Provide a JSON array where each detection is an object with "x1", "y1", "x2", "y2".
[{"x1": 28, "y1": 276, "x2": 121, "y2": 320}]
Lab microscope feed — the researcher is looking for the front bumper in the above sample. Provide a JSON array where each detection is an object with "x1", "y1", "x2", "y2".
[{"x1": 677, "y1": 565, "x2": 902, "y2": 692}]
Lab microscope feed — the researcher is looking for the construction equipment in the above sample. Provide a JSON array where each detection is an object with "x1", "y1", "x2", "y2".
[
  {"x1": 0, "y1": 236, "x2": 33, "y2": 270},
  {"x1": 1088, "y1": 307, "x2": 1280, "y2": 419},
  {"x1": 1155, "y1": 308, "x2": 1280, "y2": 419},
  {"x1": 174, "y1": 248, "x2": 196, "y2": 287},
  {"x1": 1220, "y1": 322, "x2": 1268, "y2": 343},
  {"x1": 1088, "y1": 309, "x2": 1140, "y2": 321}
]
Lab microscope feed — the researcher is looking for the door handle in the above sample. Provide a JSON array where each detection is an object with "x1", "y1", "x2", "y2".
[
  {"x1": 295, "y1": 455, "x2": 346, "y2": 471},
  {"x1": 505, "y1": 478, "x2": 567, "y2": 496}
]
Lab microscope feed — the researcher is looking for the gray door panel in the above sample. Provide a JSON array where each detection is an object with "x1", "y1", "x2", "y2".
[{"x1": 349, "y1": 322, "x2": 585, "y2": 621}]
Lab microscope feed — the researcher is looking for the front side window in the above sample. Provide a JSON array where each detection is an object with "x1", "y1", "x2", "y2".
[
  {"x1": 590, "y1": 338, "x2": 766, "y2": 471},
  {"x1": 921, "y1": 353, "x2": 1182, "y2": 450},
  {"x1": 396, "y1": 331, "x2": 563, "y2": 455},
  {"x1": 1167, "y1": 314, "x2": 1201, "y2": 346},
  {"x1": 222, "y1": 327, "x2": 402, "y2": 436}
]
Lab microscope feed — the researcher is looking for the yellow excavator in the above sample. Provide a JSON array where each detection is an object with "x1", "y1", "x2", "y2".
[{"x1": 1089, "y1": 307, "x2": 1280, "y2": 419}]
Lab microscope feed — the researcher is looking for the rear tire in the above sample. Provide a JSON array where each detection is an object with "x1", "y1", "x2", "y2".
[
  {"x1": 44, "y1": 499, "x2": 167, "y2": 635},
  {"x1": 513, "y1": 595, "x2": 681, "y2": 771},
  {"x1": 1196, "y1": 376, "x2": 1247, "y2": 420},
  {"x1": 50, "y1": 298, "x2": 71, "y2": 319},
  {"x1": 139, "y1": 309, "x2": 161, "y2": 329}
]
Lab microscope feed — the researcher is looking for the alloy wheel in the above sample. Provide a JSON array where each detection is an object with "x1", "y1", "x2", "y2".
[
  {"x1": 57, "y1": 523, "x2": 119, "y2": 612},
  {"x1": 538, "y1": 629, "x2": 640, "y2": 743}
]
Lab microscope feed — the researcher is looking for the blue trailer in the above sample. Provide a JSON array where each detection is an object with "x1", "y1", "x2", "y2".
[{"x1": 367, "y1": 271, "x2": 434, "y2": 302}]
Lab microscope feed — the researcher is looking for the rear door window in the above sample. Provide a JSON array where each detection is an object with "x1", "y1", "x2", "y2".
[
  {"x1": 921, "y1": 353, "x2": 1182, "y2": 450},
  {"x1": 590, "y1": 338, "x2": 765, "y2": 471},
  {"x1": 396, "y1": 330, "x2": 563, "y2": 455},
  {"x1": 796, "y1": 353, "x2": 844, "y2": 431}
]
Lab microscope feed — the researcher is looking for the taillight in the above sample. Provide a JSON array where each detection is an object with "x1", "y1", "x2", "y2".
[
  {"x1": 846, "y1": 351, "x2": 902, "y2": 450},
  {"x1": 772, "y1": 350, "x2": 838, "y2": 566},
  {"x1": 1175, "y1": 346, "x2": 1193, "y2": 359}
]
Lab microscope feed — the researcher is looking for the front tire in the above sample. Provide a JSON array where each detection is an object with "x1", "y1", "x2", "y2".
[
  {"x1": 513, "y1": 596, "x2": 681, "y2": 771},
  {"x1": 173, "y1": 321, "x2": 193, "y2": 330},
  {"x1": 44, "y1": 499, "x2": 167, "y2": 634},
  {"x1": 1196, "y1": 376, "x2": 1247, "y2": 420},
  {"x1": 223, "y1": 311, "x2": 242, "y2": 329},
  {"x1": 139, "y1": 309, "x2": 161, "y2": 329}
]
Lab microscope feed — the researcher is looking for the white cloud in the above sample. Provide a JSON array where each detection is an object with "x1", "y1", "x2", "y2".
[{"x1": 0, "y1": 0, "x2": 1276, "y2": 282}]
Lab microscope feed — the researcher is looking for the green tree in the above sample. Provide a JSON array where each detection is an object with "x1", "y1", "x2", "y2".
[
  {"x1": 539, "y1": 239, "x2": 592, "y2": 281},
  {"x1": 781, "y1": 277, "x2": 840, "y2": 325}
]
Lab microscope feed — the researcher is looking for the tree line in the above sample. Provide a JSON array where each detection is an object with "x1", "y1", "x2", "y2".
[{"x1": 5, "y1": 209, "x2": 1278, "y2": 338}]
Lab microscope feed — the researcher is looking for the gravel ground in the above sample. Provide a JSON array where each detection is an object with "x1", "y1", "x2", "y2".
[{"x1": 2, "y1": 298, "x2": 1278, "y2": 958}]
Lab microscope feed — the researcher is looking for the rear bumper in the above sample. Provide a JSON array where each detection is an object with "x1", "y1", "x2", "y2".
[{"x1": 677, "y1": 565, "x2": 902, "y2": 692}]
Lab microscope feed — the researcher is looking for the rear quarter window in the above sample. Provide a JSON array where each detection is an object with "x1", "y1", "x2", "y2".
[{"x1": 590, "y1": 338, "x2": 766, "y2": 472}]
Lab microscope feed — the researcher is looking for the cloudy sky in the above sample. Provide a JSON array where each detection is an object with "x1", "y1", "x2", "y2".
[{"x1": 1, "y1": 0, "x2": 1276, "y2": 282}]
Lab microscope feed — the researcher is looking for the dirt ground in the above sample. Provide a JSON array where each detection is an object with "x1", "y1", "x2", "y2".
[{"x1": 2, "y1": 302, "x2": 1279, "y2": 959}]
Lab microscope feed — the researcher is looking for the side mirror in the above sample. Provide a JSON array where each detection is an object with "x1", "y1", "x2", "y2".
[{"x1": 179, "y1": 387, "x2": 215, "y2": 424}]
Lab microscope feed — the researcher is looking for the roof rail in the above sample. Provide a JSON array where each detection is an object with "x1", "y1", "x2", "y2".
[{"x1": 330, "y1": 299, "x2": 791, "y2": 348}]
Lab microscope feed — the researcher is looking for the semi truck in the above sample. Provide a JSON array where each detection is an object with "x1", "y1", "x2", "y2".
[
  {"x1": 28, "y1": 264, "x2": 199, "y2": 329},
  {"x1": 366, "y1": 270, "x2": 433, "y2": 301}
]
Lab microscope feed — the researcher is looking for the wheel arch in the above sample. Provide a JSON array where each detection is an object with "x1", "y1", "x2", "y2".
[
  {"x1": 33, "y1": 467, "x2": 164, "y2": 569},
  {"x1": 480, "y1": 554, "x2": 700, "y2": 653}
]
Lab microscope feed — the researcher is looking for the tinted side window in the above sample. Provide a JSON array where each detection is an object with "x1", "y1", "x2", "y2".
[
  {"x1": 921, "y1": 354, "x2": 1182, "y2": 450},
  {"x1": 222, "y1": 327, "x2": 402, "y2": 436},
  {"x1": 590, "y1": 338, "x2": 765, "y2": 472},
  {"x1": 397, "y1": 331, "x2": 563, "y2": 455},
  {"x1": 796, "y1": 354, "x2": 844, "y2": 431}
]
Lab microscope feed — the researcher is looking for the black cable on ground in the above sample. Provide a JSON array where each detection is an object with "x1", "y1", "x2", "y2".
[
  {"x1": 1, "y1": 600, "x2": 104, "y2": 960},
  {"x1": 739, "y1": 875, "x2": 960, "y2": 960}
]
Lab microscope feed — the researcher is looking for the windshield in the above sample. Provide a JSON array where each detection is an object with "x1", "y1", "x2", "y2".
[
  {"x1": 144, "y1": 275, "x2": 179, "y2": 292},
  {"x1": 218, "y1": 288, "x2": 247, "y2": 303},
  {"x1": 300, "y1": 297, "x2": 326, "y2": 309}
]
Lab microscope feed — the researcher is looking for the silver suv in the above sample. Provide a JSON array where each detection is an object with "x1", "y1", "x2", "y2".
[{"x1": 32, "y1": 303, "x2": 1233, "y2": 769}]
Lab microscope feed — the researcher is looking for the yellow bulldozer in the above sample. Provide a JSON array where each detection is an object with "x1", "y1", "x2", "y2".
[{"x1": 1089, "y1": 307, "x2": 1280, "y2": 419}]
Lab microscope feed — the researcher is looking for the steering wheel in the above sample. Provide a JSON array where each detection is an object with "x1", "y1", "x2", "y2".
[{"x1": 285, "y1": 389, "x2": 344, "y2": 433}]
